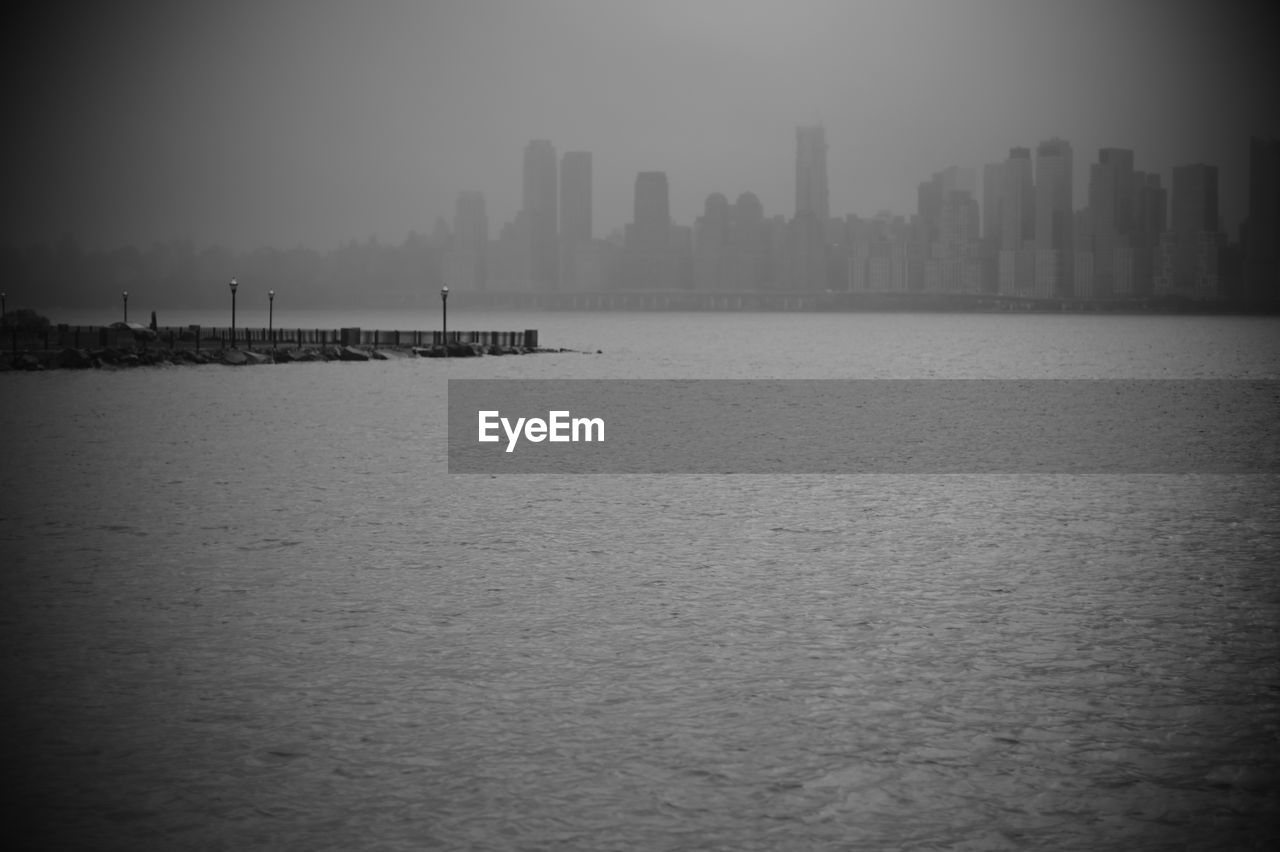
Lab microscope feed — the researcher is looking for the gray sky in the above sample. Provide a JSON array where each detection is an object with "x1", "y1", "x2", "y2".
[{"x1": 5, "y1": 0, "x2": 1275, "y2": 251}]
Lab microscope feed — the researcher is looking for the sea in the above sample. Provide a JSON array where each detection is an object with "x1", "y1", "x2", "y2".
[{"x1": 1, "y1": 311, "x2": 1278, "y2": 851}]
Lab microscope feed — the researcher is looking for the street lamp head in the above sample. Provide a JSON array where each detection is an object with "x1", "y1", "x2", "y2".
[
  {"x1": 269, "y1": 289, "x2": 275, "y2": 300},
  {"x1": 123, "y1": 291, "x2": 128, "y2": 299},
  {"x1": 441, "y1": 286, "x2": 449, "y2": 300},
  {"x1": 229, "y1": 276, "x2": 238, "y2": 293}
]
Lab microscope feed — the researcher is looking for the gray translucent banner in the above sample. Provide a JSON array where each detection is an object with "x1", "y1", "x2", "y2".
[{"x1": 447, "y1": 380, "x2": 1280, "y2": 474}]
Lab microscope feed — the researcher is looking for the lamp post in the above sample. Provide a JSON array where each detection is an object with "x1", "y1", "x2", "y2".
[
  {"x1": 122, "y1": 291, "x2": 128, "y2": 323},
  {"x1": 1, "y1": 291, "x2": 6, "y2": 326},
  {"x1": 440, "y1": 286, "x2": 449, "y2": 351},
  {"x1": 229, "y1": 276, "x2": 238, "y2": 348},
  {"x1": 268, "y1": 289, "x2": 275, "y2": 348}
]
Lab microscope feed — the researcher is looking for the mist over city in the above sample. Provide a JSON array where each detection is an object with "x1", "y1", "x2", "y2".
[
  {"x1": 3, "y1": 0, "x2": 1277, "y2": 311},
  {"x1": 5, "y1": 4, "x2": 1280, "y2": 849}
]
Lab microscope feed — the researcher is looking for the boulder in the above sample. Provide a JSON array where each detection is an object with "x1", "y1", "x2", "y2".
[
  {"x1": 221, "y1": 349, "x2": 249, "y2": 366},
  {"x1": 337, "y1": 345, "x2": 369, "y2": 362},
  {"x1": 445, "y1": 341, "x2": 481, "y2": 357},
  {"x1": 58, "y1": 348, "x2": 93, "y2": 369}
]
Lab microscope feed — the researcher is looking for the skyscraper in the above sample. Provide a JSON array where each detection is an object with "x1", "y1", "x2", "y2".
[
  {"x1": 1000, "y1": 147, "x2": 1035, "y2": 252},
  {"x1": 1171, "y1": 163, "x2": 1219, "y2": 235},
  {"x1": 1167, "y1": 163, "x2": 1221, "y2": 294},
  {"x1": 792, "y1": 125, "x2": 829, "y2": 290},
  {"x1": 1087, "y1": 148, "x2": 1136, "y2": 296},
  {"x1": 795, "y1": 125, "x2": 829, "y2": 221},
  {"x1": 1244, "y1": 136, "x2": 1280, "y2": 297},
  {"x1": 631, "y1": 171, "x2": 670, "y2": 255},
  {"x1": 694, "y1": 192, "x2": 731, "y2": 291},
  {"x1": 1034, "y1": 138, "x2": 1074, "y2": 296},
  {"x1": 522, "y1": 139, "x2": 558, "y2": 290},
  {"x1": 625, "y1": 171, "x2": 674, "y2": 288},
  {"x1": 559, "y1": 150, "x2": 592, "y2": 289}
]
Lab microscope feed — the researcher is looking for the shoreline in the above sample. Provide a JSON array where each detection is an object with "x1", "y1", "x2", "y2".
[{"x1": 0, "y1": 341, "x2": 572, "y2": 372}]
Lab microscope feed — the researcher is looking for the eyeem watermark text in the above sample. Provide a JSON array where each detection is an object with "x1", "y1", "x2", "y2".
[{"x1": 478, "y1": 410, "x2": 605, "y2": 452}]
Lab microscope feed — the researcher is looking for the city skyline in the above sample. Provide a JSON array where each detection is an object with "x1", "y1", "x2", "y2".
[{"x1": 4, "y1": 0, "x2": 1276, "y2": 253}]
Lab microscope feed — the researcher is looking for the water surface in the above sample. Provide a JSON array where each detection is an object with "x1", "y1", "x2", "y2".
[{"x1": 2, "y1": 313, "x2": 1278, "y2": 850}]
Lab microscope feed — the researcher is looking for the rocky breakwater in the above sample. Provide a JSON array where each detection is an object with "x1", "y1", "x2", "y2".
[{"x1": 1, "y1": 341, "x2": 563, "y2": 371}]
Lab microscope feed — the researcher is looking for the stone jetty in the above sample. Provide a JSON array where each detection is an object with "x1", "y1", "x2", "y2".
[
  {"x1": 1, "y1": 341, "x2": 560, "y2": 371},
  {"x1": 1, "y1": 326, "x2": 558, "y2": 370}
]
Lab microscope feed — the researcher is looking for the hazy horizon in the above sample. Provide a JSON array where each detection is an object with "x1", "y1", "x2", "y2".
[{"x1": 6, "y1": 0, "x2": 1276, "y2": 253}]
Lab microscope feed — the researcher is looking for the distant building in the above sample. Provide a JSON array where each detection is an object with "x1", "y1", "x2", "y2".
[
  {"x1": 791, "y1": 125, "x2": 829, "y2": 290},
  {"x1": 523, "y1": 139, "x2": 558, "y2": 290},
  {"x1": 1001, "y1": 148, "x2": 1035, "y2": 251},
  {"x1": 1169, "y1": 163, "x2": 1222, "y2": 295},
  {"x1": 1087, "y1": 148, "x2": 1135, "y2": 297},
  {"x1": 624, "y1": 171, "x2": 675, "y2": 289},
  {"x1": 1034, "y1": 138, "x2": 1073, "y2": 296},
  {"x1": 917, "y1": 167, "x2": 979, "y2": 293},
  {"x1": 1171, "y1": 163, "x2": 1218, "y2": 235},
  {"x1": 729, "y1": 192, "x2": 770, "y2": 289},
  {"x1": 1244, "y1": 136, "x2": 1280, "y2": 298},
  {"x1": 995, "y1": 147, "x2": 1036, "y2": 296},
  {"x1": 694, "y1": 193, "x2": 731, "y2": 291}
]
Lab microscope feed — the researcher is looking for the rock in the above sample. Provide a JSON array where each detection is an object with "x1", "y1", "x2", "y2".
[
  {"x1": 368, "y1": 349, "x2": 388, "y2": 360},
  {"x1": 14, "y1": 353, "x2": 42, "y2": 370},
  {"x1": 337, "y1": 345, "x2": 369, "y2": 362},
  {"x1": 445, "y1": 342, "x2": 481, "y2": 357},
  {"x1": 243, "y1": 350, "x2": 271, "y2": 365},
  {"x1": 221, "y1": 349, "x2": 249, "y2": 366},
  {"x1": 58, "y1": 348, "x2": 93, "y2": 369}
]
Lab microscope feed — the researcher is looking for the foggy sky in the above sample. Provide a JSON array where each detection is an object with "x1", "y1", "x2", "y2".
[{"x1": 5, "y1": 0, "x2": 1275, "y2": 252}]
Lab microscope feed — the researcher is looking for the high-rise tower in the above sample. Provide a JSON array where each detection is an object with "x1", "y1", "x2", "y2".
[
  {"x1": 1244, "y1": 136, "x2": 1280, "y2": 297},
  {"x1": 624, "y1": 171, "x2": 674, "y2": 289},
  {"x1": 1034, "y1": 138, "x2": 1074, "y2": 296},
  {"x1": 793, "y1": 125, "x2": 829, "y2": 290},
  {"x1": 522, "y1": 139, "x2": 558, "y2": 290},
  {"x1": 1087, "y1": 148, "x2": 1136, "y2": 296},
  {"x1": 795, "y1": 125, "x2": 829, "y2": 221},
  {"x1": 1166, "y1": 163, "x2": 1221, "y2": 295}
]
